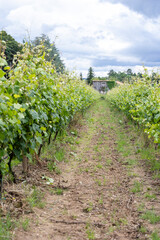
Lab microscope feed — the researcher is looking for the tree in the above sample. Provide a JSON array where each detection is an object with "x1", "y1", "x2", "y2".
[
  {"x1": 117, "y1": 71, "x2": 127, "y2": 82},
  {"x1": 80, "y1": 72, "x2": 83, "y2": 80},
  {"x1": 32, "y1": 34, "x2": 65, "y2": 73},
  {"x1": 137, "y1": 72, "x2": 143, "y2": 78},
  {"x1": 0, "y1": 30, "x2": 22, "y2": 66},
  {"x1": 126, "y1": 68, "x2": 133, "y2": 82},
  {"x1": 86, "y1": 67, "x2": 94, "y2": 85},
  {"x1": 126, "y1": 68, "x2": 133, "y2": 76},
  {"x1": 108, "y1": 69, "x2": 117, "y2": 79}
]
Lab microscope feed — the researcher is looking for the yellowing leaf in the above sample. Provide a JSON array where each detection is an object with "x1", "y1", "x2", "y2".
[
  {"x1": 40, "y1": 127, "x2": 46, "y2": 131},
  {"x1": 14, "y1": 94, "x2": 20, "y2": 98},
  {"x1": 4, "y1": 66, "x2": 10, "y2": 71},
  {"x1": 20, "y1": 108, "x2": 26, "y2": 112},
  {"x1": 0, "y1": 69, "x2": 6, "y2": 78}
]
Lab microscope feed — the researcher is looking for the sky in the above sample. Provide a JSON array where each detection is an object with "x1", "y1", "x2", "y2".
[{"x1": 0, "y1": 0, "x2": 160, "y2": 77}]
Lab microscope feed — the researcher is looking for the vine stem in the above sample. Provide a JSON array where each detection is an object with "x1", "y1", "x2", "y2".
[{"x1": 8, "y1": 152, "x2": 16, "y2": 183}]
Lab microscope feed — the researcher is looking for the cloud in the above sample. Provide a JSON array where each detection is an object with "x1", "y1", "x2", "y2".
[
  {"x1": 0, "y1": 0, "x2": 160, "y2": 76},
  {"x1": 101, "y1": 0, "x2": 160, "y2": 18}
]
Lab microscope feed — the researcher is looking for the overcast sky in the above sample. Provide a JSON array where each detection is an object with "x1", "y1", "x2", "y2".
[{"x1": 1, "y1": 0, "x2": 160, "y2": 77}]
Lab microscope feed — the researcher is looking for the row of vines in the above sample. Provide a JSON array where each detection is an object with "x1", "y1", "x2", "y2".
[
  {"x1": 107, "y1": 72, "x2": 160, "y2": 144},
  {"x1": 0, "y1": 43, "x2": 98, "y2": 197}
]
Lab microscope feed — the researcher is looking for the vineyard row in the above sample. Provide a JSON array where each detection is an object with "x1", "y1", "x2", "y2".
[
  {"x1": 0, "y1": 43, "x2": 98, "y2": 196},
  {"x1": 107, "y1": 74, "x2": 160, "y2": 145}
]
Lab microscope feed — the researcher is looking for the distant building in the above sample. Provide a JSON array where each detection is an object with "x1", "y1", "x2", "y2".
[{"x1": 92, "y1": 80, "x2": 109, "y2": 93}]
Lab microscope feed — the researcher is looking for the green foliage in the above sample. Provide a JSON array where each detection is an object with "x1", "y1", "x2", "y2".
[
  {"x1": 54, "y1": 188, "x2": 63, "y2": 195},
  {"x1": 107, "y1": 72, "x2": 160, "y2": 144},
  {"x1": 107, "y1": 81, "x2": 116, "y2": 90},
  {"x1": 141, "y1": 211, "x2": 160, "y2": 224},
  {"x1": 21, "y1": 218, "x2": 30, "y2": 231},
  {"x1": 27, "y1": 186, "x2": 45, "y2": 208},
  {"x1": 0, "y1": 30, "x2": 22, "y2": 66},
  {"x1": 86, "y1": 223, "x2": 95, "y2": 240},
  {"x1": 32, "y1": 34, "x2": 65, "y2": 73},
  {"x1": 131, "y1": 181, "x2": 143, "y2": 193},
  {"x1": 0, "y1": 215, "x2": 15, "y2": 240},
  {"x1": 151, "y1": 231, "x2": 160, "y2": 240},
  {"x1": 0, "y1": 42, "x2": 98, "y2": 183}
]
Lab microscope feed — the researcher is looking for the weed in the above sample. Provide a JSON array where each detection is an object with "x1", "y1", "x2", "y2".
[
  {"x1": 79, "y1": 167, "x2": 83, "y2": 173},
  {"x1": 55, "y1": 149, "x2": 65, "y2": 162},
  {"x1": 83, "y1": 202, "x2": 93, "y2": 212},
  {"x1": 103, "y1": 177, "x2": 107, "y2": 186},
  {"x1": 116, "y1": 139, "x2": 126, "y2": 152},
  {"x1": 153, "y1": 174, "x2": 160, "y2": 179},
  {"x1": 94, "y1": 146, "x2": 99, "y2": 152},
  {"x1": 98, "y1": 195, "x2": 103, "y2": 205},
  {"x1": 141, "y1": 149, "x2": 154, "y2": 161},
  {"x1": 108, "y1": 226, "x2": 116, "y2": 233},
  {"x1": 86, "y1": 223, "x2": 95, "y2": 240},
  {"x1": 93, "y1": 166, "x2": 97, "y2": 172},
  {"x1": 96, "y1": 163, "x2": 103, "y2": 169},
  {"x1": 47, "y1": 161, "x2": 56, "y2": 172},
  {"x1": 54, "y1": 188, "x2": 63, "y2": 195},
  {"x1": 47, "y1": 160, "x2": 61, "y2": 174},
  {"x1": 106, "y1": 159, "x2": 112, "y2": 166},
  {"x1": 128, "y1": 172, "x2": 138, "y2": 177},
  {"x1": 131, "y1": 181, "x2": 143, "y2": 193},
  {"x1": 104, "y1": 136, "x2": 109, "y2": 140},
  {"x1": 122, "y1": 150, "x2": 131, "y2": 157},
  {"x1": 0, "y1": 215, "x2": 15, "y2": 240},
  {"x1": 55, "y1": 167, "x2": 61, "y2": 175},
  {"x1": 135, "y1": 146, "x2": 142, "y2": 154},
  {"x1": 61, "y1": 207, "x2": 68, "y2": 215},
  {"x1": 21, "y1": 218, "x2": 30, "y2": 231},
  {"x1": 70, "y1": 130, "x2": 78, "y2": 136},
  {"x1": 124, "y1": 159, "x2": 137, "y2": 166},
  {"x1": 71, "y1": 215, "x2": 77, "y2": 220},
  {"x1": 98, "y1": 139, "x2": 103, "y2": 144},
  {"x1": 137, "y1": 203, "x2": 145, "y2": 212},
  {"x1": 95, "y1": 178, "x2": 102, "y2": 186},
  {"x1": 151, "y1": 231, "x2": 160, "y2": 240},
  {"x1": 141, "y1": 211, "x2": 160, "y2": 224},
  {"x1": 139, "y1": 225, "x2": 147, "y2": 234},
  {"x1": 27, "y1": 186, "x2": 45, "y2": 208},
  {"x1": 151, "y1": 159, "x2": 160, "y2": 171},
  {"x1": 66, "y1": 136, "x2": 74, "y2": 144},
  {"x1": 144, "y1": 193, "x2": 157, "y2": 200},
  {"x1": 85, "y1": 168, "x2": 89, "y2": 173},
  {"x1": 119, "y1": 218, "x2": 128, "y2": 225}
]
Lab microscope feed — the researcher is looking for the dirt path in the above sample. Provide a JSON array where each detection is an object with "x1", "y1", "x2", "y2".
[{"x1": 13, "y1": 100, "x2": 160, "y2": 240}]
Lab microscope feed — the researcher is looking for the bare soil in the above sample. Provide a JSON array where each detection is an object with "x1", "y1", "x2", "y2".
[{"x1": 1, "y1": 100, "x2": 160, "y2": 240}]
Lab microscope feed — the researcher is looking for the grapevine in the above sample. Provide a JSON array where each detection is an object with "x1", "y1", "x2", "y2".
[
  {"x1": 0, "y1": 43, "x2": 98, "y2": 197},
  {"x1": 107, "y1": 75, "x2": 160, "y2": 144}
]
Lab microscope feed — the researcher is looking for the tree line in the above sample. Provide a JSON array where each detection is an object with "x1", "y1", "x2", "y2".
[{"x1": 83, "y1": 67, "x2": 159, "y2": 85}]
